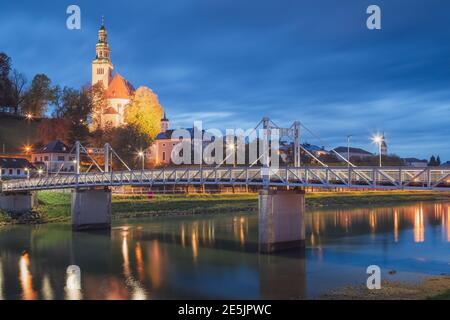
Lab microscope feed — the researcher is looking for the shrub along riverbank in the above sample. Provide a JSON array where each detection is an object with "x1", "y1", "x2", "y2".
[{"x1": 1, "y1": 190, "x2": 449, "y2": 225}]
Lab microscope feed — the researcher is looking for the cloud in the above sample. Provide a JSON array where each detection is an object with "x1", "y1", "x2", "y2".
[{"x1": 0, "y1": 0, "x2": 449, "y2": 160}]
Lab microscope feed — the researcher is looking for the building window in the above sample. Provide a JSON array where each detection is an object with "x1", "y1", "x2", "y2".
[
  {"x1": 44, "y1": 156, "x2": 49, "y2": 161},
  {"x1": 9, "y1": 169, "x2": 12, "y2": 175},
  {"x1": 162, "y1": 152, "x2": 166, "y2": 161},
  {"x1": 57, "y1": 156, "x2": 65, "y2": 161},
  {"x1": 34, "y1": 157, "x2": 38, "y2": 162},
  {"x1": 1, "y1": 169, "x2": 4, "y2": 175},
  {"x1": 17, "y1": 169, "x2": 21, "y2": 175}
]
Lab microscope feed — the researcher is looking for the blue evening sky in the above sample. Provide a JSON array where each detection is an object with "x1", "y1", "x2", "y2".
[{"x1": 1, "y1": 0, "x2": 449, "y2": 160}]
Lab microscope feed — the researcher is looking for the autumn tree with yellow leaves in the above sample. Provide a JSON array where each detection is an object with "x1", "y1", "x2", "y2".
[{"x1": 125, "y1": 86, "x2": 164, "y2": 139}]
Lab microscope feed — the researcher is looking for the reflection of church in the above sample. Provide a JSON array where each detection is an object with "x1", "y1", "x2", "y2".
[{"x1": 91, "y1": 17, "x2": 168, "y2": 132}]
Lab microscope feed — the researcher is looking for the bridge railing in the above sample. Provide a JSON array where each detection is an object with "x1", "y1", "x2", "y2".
[{"x1": 1, "y1": 166, "x2": 450, "y2": 192}]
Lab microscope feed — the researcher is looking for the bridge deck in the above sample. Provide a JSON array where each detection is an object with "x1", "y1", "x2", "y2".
[{"x1": 1, "y1": 166, "x2": 450, "y2": 192}]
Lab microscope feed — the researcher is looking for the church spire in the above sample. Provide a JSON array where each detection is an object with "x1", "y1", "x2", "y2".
[
  {"x1": 95, "y1": 16, "x2": 110, "y2": 61},
  {"x1": 92, "y1": 16, "x2": 113, "y2": 88}
]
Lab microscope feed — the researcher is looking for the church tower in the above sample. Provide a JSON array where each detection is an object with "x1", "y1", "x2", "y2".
[
  {"x1": 381, "y1": 133, "x2": 388, "y2": 156},
  {"x1": 92, "y1": 16, "x2": 113, "y2": 88},
  {"x1": 161, "y1": 112, "x2": 169, "y2": 133}
]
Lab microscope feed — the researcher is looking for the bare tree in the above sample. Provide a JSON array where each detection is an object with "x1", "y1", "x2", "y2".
[{"x1": 9, "y1": 69, "x2": 26, "y2": 114}]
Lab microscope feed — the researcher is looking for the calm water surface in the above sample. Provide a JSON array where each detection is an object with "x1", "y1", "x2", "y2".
[{"x1": 0, "y1": 202, "x2": 449, "y2": 300}]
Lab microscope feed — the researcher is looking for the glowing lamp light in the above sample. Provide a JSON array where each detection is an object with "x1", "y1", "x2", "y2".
[
  {"x1": 138, "y1": 151, "x2": 144, "y2": 157},
  {"x1": 372, "y1": 135, "x2": 383, "y2": 144},
  {"x1": 26, "y1": 113, "x2": 33, "y2": 120}
]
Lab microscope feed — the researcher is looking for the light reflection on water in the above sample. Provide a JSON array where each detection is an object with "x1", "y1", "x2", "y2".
[{"x1": 0, "y1": 202, "x2": 449, "y2": 300}]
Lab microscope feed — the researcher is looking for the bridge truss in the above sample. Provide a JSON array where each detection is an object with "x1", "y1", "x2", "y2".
[{"x1": 2, "y1": 166, "x2": 449, "y2": 192}]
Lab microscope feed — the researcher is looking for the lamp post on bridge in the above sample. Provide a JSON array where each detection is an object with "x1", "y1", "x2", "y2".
[
  {"x1": 75, "y1": 141, "x2": 81, "y2": 175},
  {"x1": 372, "y1": 135, "x2": 383, "y2": 167},
  {"x1": 138, "y1": 151, "x2": 145, "y2": 171}
]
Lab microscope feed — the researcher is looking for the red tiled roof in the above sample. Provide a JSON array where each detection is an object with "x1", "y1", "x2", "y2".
[{"x1": 106, "y1": 74, "x2": 134, "y2": 99}]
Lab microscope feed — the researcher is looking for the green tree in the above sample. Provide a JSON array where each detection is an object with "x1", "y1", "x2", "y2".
[
  {"x1": 62, "y1": 86, "x2": 92, "y2": 145},
  {"x1": 110, "y1": 125, "x2": 152, "y2": 169},
  {"x1": 22, "y1": 74, "x2": 55, "y2": 117},
  {"x1": 429, "y1": 155, "x2": 436, "y2": 166},
  {"x1": 90, "y1": 82, "x2": 107, "y2": 130},
  {"x1": 125, "y1": 86, "x2": 164, "y2": 139},
  {"x1": 46, "y1": 86, "x2": 92, "y2": 145},
  {"x1": 436, "y1": 155, "x2": 441, "y2": 166}
]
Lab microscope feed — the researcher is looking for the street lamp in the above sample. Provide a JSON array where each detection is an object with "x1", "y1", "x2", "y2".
[
  {"x1": 26, "y1": 113, "x2": 33, "y2": 121},
  {"x1": 372, "y1": 134, "x2": 383, "y2": 167},
  {"x1": 138, "y1": 151, "x2": 145, "y2": 171},
  {"x1": 24, "y1": 167, "x2": 30, "y2": 180},
  {"x1": 37, "y1": 169, "x2": 43, "y2": 178}
]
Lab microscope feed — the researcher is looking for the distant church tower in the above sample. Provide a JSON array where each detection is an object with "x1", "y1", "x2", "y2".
[
  {"x1": 161, "y1": 112, "x2": 169, "y2": 133},
  {"x1": 381, "y1": 133, "x2": 388, "y2": 156},
  {"x1": 92, "y1": 16, "x2": 113, "y2": 88}
]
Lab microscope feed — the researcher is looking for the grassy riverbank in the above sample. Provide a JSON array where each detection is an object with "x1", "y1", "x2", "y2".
[{"x1": 0, "y1": 190, "x2": 446, "y2": 225}]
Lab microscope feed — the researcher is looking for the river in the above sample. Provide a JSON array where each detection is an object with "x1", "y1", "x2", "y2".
[{"x1": 0, "y1": 202, "x2": 449, "y2": 300}]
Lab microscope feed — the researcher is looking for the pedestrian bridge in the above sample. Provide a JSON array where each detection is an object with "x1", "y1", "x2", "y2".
[{"x1": 1, "y1": 166, "x2": 450, "y2": 192}]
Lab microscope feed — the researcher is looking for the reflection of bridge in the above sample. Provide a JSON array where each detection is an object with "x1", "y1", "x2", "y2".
[{"x1": 2, "y1": 166, "x2": 450, "y2": 192}]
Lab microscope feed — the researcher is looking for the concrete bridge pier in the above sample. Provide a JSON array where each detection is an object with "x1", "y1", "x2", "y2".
[
  {"x1": 0, "y1": 192, "x2": 35, "y2": 213},
  {"x1": 258, "y1": 190, "x2": 305, "y2": 253},
  {"x1": 71, "y1": 188, "x2": 112, "y2": 231}
]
